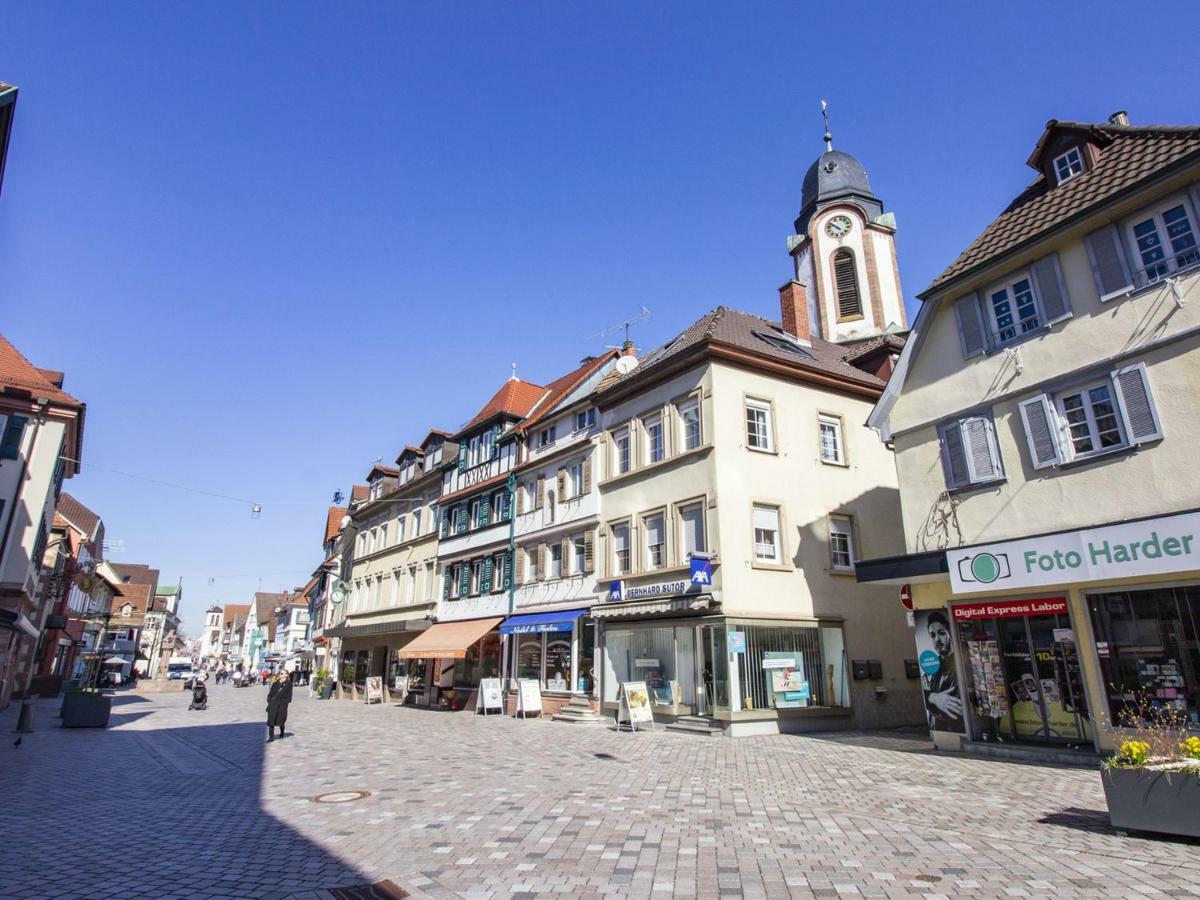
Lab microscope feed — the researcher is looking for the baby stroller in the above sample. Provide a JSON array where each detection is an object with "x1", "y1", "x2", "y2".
[{"x1": 189, "y1": 680, "x2": 208, "y2": 711}]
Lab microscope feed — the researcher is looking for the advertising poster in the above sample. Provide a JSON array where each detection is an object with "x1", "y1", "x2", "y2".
[
  {"x1": 477, "y1": 677, "x2": 503, "y2": 713},
  {"x1": 914, "y1": 609, "x2": 965, "y2": 734},
  {"x1": 364, "y1": 675, "x2": 383, "y2": 704},
  {"x1": 763, "y1": 651, "x2": 809, "y2": 709},
  {"x1": 516, "y1": 678, "x2": 543, "y2": 718},
  {"x1": 622, "y1": 681, "x2": 653, "y2": 723}
]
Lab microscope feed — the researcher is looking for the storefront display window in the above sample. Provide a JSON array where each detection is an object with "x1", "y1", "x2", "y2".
[
  {"x1": 457, "y1": 631, "x2": 502, "y2": 688},
  {"x1": 544, "y1": 637, "x2": 571, "y2": 691},
  {"x1": 730, "y1": 623, "x2": 847, "y2": 711},
  {"x1": 578, "y1": 618, "x2": 596, "y2": 694},
  {"x1": 1089, "y1": 585, "x2": 1200, "y2": 729},
  {"x1": 516, "y1": 634, "x2": 542, "y2": 680},
  {"x1": 602, "y1": 624, "x2": 686, "y2": 708}
]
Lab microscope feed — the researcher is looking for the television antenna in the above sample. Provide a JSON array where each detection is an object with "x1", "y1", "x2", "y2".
[
  {"x1": 598, "y1": 306, "x2": 651, "y2": 349},
  {"x1": 102, "y1": 539, "x2": 126, "y2": 555}
]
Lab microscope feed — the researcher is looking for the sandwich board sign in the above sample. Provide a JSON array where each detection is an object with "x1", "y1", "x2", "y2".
[
  {"x1": 364, "y1": 675, "x2": 384, "y2": 705},
  {"x1": 477, "y1": 677, "x2": 503, "y2": 715},
  {"x1": 616, "y1": 680, "x2": 654, "y2": 732},
  {"x1": 515, "y1": 678, "x2": 543, "y2": 718}
]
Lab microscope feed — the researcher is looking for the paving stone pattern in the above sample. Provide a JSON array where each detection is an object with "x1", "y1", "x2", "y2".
[{"x1": 1, "y1": 686, "x2": 1197, "y2": 899}]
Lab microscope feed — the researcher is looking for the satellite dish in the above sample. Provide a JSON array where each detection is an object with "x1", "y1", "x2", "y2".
[
  {"x1": 615, "y1": 355, "x2": 639, "y2": 375},
  {"x1": 340, "y1": 515, "x2": 351, "y2": 529}
]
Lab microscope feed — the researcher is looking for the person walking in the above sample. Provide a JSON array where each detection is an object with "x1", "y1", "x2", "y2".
[{"x1": 266, "y1": 672, "x2": 293, "y2": 742}]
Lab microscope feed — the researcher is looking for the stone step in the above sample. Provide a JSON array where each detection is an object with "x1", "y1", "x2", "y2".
[
  {"x1": 552, "y1": 702, "x2": 608, "y2": 725},
  {"x1": 666, "y1": 716, "x2": 724, "y2": 736},
  {"x1": 960, "y1": 739, "x2": 1101, "y2": 768}
]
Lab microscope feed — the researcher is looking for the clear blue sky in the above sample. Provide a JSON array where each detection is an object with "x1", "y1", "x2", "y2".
[{"x1": 3, "y1": 3, "x2": 1198, "y2": 634}]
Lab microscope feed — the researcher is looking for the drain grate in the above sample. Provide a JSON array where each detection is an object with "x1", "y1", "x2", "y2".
[
  {"x1": 311, "y1": 789, "x2": 372, "y2": 804},
  {"x1": 329, "y1": 880, "x2": 409, "y2": 899},
  {"x1": 914, "y1": 874, "x2": 941, "y2": 883}
]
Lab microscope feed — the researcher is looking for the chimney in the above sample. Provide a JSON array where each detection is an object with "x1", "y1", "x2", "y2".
[
  {"x1": 621, "y1": 339, "x2": 636, "y2": 357},
  {"x1": 778, "y1": 280, "x2": 810, "y2": 342},
  {"x1": 1108, "y1": 110, "x2": 1129, "y2": 126}
]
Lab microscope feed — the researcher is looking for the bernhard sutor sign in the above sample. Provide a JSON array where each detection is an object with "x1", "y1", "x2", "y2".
[{"x1": 947, "y1": 511, "x2": 1200, "y2": 595}]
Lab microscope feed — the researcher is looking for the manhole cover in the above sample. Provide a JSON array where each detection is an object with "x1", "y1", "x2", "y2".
[
  {"x1": 330, "y1": 880, "x2": 409, "y2": 899},
  {"x1": 311, "y1": 790, "x2": 371, "y2": 804}
]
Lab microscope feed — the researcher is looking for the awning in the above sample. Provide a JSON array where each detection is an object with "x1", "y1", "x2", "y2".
[
  {"x1": 325, "y1": 619, "x2": 431, "y2": 639},
  {"x1": 395, "y1": 617, "x2": 502, "y2": 659},
  {"x1": 500, "y1": 608, "x2": 587, "y2": 635},
  {"x1": 591, "y1": 595, "x2": 717, "y2": 620},
  {"x1": 0, "y1": 609, "x2": 39, "y2": 640}
]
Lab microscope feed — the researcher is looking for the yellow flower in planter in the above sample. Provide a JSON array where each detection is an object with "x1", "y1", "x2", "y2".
[
  {"x1": 1120, "y1": 740, "x2": 1151, "y2": 766},
  {"x1": 1184, "y1": 736, "x2": 1200, "y2": 761}
]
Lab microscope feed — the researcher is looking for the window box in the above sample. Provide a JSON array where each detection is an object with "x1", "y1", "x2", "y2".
[{"x1": 1102, "y1": 767, "x2": 1200, "y2": 839}]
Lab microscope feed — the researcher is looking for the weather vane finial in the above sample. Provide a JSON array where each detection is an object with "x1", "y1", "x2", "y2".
[{"x1": 821, "y1": 100, "x2": 832, "y2": 152}]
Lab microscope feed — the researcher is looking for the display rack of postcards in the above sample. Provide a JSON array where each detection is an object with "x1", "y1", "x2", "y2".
[
  {"x1": 968, "y1": 640, "x2": 1008, "y2": 718},
  {"x1": 1136, "y1": 658, "x2": 1190, "y2": 716}
]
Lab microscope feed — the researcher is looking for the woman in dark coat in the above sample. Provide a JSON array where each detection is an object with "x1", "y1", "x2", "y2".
[{"x1": 266, "y1": 672, "x2": 293, "y2": 741}]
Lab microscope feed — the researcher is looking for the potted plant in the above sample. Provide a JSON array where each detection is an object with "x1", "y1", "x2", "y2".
[
  {"x1": 314, "y1": 667, "x2": 333, "y2": 700},
  {"x1": 1101, "y1": 695, "x2": 1200, "y2": 838},
  {"x1": 61, "y1": 688, "x2": 113, "y2": 728}
]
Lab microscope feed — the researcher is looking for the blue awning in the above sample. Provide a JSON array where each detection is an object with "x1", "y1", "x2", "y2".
[{"x1": 499, "y1": 608, "x2": 588, "y2": 635}]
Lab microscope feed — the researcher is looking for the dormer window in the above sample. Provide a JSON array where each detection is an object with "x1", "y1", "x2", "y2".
[{"x1": 1053, "y1": 147, "x2": 1085, "y2": 184}]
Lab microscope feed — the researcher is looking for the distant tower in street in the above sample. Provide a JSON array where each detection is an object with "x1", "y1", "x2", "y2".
[{"x1": 786, "y1": 103, "x2": 908, "y2": 343}]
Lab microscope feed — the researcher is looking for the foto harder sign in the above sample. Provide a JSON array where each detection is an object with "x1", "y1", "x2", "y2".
[{"x1": 947, "y1": 511, "x2": 1200, "y2": 595}]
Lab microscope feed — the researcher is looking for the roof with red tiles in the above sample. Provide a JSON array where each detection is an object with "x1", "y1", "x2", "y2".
[
  {"x1": 223, "y1": 603, "x2": 251, "y2": 627},
  {"x1": 926, "y1": 122, "x2": 1200, "y2": 296},
  {"x1": 517, "y1": 351, "x2": 619, "y2": 434},
  {"x1": 350, "y1": 484, "x2": 369, "y2": 502},
  {"x1": 56, "y1": 492, "x2": 101, "y2": 539},
  {"x1": 324, "y1": 506, "x2": 347, "y2": 545},
  {"x1": 459, "y1": 378, "x2": 547, "y2": 435},
  {"x1": 0, "y1": 333, "x2": 82, "y2": 407}
]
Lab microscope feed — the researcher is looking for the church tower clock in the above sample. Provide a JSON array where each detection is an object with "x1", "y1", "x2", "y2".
[{"x1": 787, "y1": 125, "x2": 908, "y2": 344}]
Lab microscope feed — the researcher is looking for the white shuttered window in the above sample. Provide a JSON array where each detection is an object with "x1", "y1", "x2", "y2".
[{"x1": 938, "y1": 413, "x2": 1004, "y2": 490}]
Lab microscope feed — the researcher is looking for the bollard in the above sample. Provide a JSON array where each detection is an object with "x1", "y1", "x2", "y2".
[{"x1": 15, "y1": 696, "x2": 36, "y2": 733}]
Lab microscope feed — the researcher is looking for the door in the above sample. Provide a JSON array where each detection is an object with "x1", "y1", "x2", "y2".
[
  {"x1": 1027, "y1": 615, "x2": 1085, "y2": 742},
  {"x1": 698, "y1": 624, "x2": 729, "y2": 714},
  {"x1": 997, "y1": 617, "x2": 1046, "y2": 740}
]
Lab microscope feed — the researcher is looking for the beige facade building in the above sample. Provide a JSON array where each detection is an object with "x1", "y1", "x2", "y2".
[
  {"x1": 329, "y1": 433, "x2": 450, "y2": 700},
  {"x1": 589, "y1": 139, "x2": 920, "y2": 735},
  {"x1": 860, "y1": 114, "x2": 1200, "y2": 755}
]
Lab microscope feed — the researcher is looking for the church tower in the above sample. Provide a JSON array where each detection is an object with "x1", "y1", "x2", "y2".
[{"x1": 787, "y1": 119, "x2": 908, "y2": 344}]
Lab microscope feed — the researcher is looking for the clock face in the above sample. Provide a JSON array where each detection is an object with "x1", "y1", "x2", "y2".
[{"x1": 825, "y1": 215, "x2": 852, "y2": 238}]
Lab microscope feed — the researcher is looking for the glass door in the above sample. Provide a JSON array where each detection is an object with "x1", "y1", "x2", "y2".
[
  {"x1": 697, "y1": 624, "x2": 729, "y2": 715},
  {"x1": 1028, "y1": 615, "x2": 1085, "y2": 743},
  {"x1": 997, "y1": 617, "x2": 1046, "y2": 740}
]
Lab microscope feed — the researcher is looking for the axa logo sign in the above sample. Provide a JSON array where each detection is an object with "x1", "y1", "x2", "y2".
[{"x1": 956, "y1": 552, "x2": 1011, "y2": 585}]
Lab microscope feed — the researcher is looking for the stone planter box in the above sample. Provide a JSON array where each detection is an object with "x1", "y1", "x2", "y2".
[
  {"x1": 1102, "y1": 766, "x2": 1200, "y2": 838},
  {"x1": 61, "y1": 691, "x2": 113, "y2": 728}
]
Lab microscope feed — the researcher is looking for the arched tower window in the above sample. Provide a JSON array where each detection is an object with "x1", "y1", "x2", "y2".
[{"x1": 832, "y1": 249, "x2": 862, "y2": 319}]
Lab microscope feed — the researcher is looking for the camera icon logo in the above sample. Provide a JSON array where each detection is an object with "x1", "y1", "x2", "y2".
[{"x1": 958, "y1": 551, "x2": 1010, "y2": 584}]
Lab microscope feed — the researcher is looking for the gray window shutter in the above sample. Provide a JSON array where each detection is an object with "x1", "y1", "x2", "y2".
[
  {"x1": 1111, "y1": 362, "x2": 1163, "y2": 443},
  {"x1": 478, "y1": 496, "x2": 491, "y2": 527},
  {"x1": 442, "y1": 569, "x2": 452, "y2": 600},
  {"x1": 457, "y1": 503, "x2": 469, "y2": 534},
  {"x1": 938, "y1": 421, "x2": 970, "y2": 489},
  {"x1": 961, "y1": 416, "x2": 1002, "y2": 483},
  {"x1": 458, "y1": 563, "x2": 471, "y2": 597},
  {"x1": 439, "y1": 507, "x2": 449, "y2": 538},
  {"x1": 1018, "y1": 396, "x2": 1063, "y2": 470},
  {"x1": 1084, "y1": 224, "x2": 1134, "y2": 300},
  {"x1": 1029, "y1": 253, "x2": 1072, "y2": 324},
  {"x1": 953, "y1": 292, "x2": 987, "y2": 359},
  {"x1": 457, "y1": 442, "x2": 467, "y2": 472}
]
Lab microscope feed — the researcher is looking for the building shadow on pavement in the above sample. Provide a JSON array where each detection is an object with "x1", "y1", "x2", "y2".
[{"x1": 0, "y1": 698, "x2": 410, "y2": 899}]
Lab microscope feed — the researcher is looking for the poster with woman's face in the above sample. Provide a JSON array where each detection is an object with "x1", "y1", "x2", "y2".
[{"x1": 914, "y1": 608, "x2": 965, "y2": 734}]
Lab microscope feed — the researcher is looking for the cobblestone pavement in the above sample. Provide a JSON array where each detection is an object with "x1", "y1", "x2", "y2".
[{"x1": 2, "y1": 686, "x2": 1197, "y2": 899}]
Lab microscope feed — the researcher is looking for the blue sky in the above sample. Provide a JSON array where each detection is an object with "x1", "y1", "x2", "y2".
[{"x1": 2, "y1": 3, "x2": 1198, "y2": 633}]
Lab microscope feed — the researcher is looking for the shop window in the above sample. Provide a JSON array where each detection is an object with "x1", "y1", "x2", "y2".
[
  {"x1": 579, "y1": 618, "x2": 596, "y2": 694},
  {"x1": 729, "y1": 623, "x2": 849, "y2": 712},
  {"x1": 602, "y1": 625, "x2": 681, "y2": 707},
  {"x1": 516, "y1": 633, "x2": 543, "y2": 681},
  {"x1": 1089, "y1": 585, "x2": 1200, "y2": 728},
  {"x1": 544, "y1": 637, "x2": 571, "y2": 691}
]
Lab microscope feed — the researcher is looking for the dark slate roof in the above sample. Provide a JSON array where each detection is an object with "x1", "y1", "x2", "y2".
[
  {"x1": 598, "y1": 307, "x2": 890, "y2": 396},
  {"x1": 926, "y1": 123, "x2": 1200, "y2": 296}
]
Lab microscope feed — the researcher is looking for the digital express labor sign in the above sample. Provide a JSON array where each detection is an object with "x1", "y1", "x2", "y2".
[{"x1": 946, "y1": 511, "x2": 1200, "y2": 596}]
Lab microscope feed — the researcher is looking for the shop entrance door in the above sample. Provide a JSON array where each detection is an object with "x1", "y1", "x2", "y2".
[
  {"x1": 995, "y1": 615, "x2": 1085, "y2": 743},
  {"x1": 696, "y1": 624, "x2": 729, "y2": 716}
]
